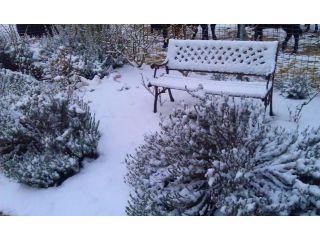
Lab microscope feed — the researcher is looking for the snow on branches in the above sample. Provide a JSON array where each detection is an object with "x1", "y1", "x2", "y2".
[
  {"x1": 0, "y1": 69, "x2": 100, "y2": 188},
  {"x1": 125, "y1": 94, "x2": 320, "y2": 215}
]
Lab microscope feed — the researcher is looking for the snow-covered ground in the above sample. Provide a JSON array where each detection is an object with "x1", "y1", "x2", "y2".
[{"x1": 0, "y1": 64, "x2": 319, "y2": 215}]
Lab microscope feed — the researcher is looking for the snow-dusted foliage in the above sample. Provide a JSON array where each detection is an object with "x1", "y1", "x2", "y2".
[
  {"x1": 38, "y1": 41, "x2": 98, "y2": 81},
  {"x1": 0, "y1": 39, "x2": 16, "y2": 70},
  {"x1": 279, "y1": 76, "x2": 317, "y2": 99},
  {"x1": 125, "y1": 95, "x2": 320, "y2": 216},
  {"x1": 49, "y1": 24, "x2": 157, "y2": 71},
  {"x1": 0, "y1": 68, "x2": 40, "y2": 96},
  {"x1": 120, "y1": 25, "x2": 157, "y2": 68},
  {"x1": 2, "y1": 25, "x2": 125, "y2": 82},
  {"x1": 0, "y1": 70, "x2": 100, "y2": 188},
  {"x1": 2, "y1": 25, "x2": 157, "y2": 83},
  {"x1": 0, "y1": 36, "x2": 46, "y2": 80},
  {"x1": 37, "y1": 25, "x2": 126, "y2": 80},
  {"x1": 1, "y1": 153, "x2": 80, "y2": 188},
  {"x1": 40, "y1": 46, "x2": 82, "y2": 87}
]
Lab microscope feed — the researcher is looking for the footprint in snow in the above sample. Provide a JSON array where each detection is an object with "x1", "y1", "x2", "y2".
[{"x1": 118, "y1": 84, "x2": 131, "y2": 91}]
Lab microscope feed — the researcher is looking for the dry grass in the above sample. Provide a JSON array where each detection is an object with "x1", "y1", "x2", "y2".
[
  {"x1": 145, "y1": 46, "x2": 166, "y2": 65},
  {"x1": 277, "y1": 57, "x2": 320, "y2": 83},
  {"x1": 300, "y1": 43, "x2": 320, "y2": 56},
  {"x1": 145, "y1": 53, "x2": 166, "y2": 65}
]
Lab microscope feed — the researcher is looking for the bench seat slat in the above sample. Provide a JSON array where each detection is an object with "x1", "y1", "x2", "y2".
[{"x1": 149, "y1": 75, "x2": 271, "y2": 99}]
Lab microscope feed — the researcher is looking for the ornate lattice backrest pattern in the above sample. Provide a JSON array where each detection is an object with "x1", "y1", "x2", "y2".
[{"x1": 166, "y1": 39, "x2": 278, "y2": 76}]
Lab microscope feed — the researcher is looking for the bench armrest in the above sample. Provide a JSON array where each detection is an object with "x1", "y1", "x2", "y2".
[
  {"x1": 151, "y1": 59, "x2": 168, "y2": 78},
  {"x1": 150, "y1": 59, "x2": 168, "y2": 69}
]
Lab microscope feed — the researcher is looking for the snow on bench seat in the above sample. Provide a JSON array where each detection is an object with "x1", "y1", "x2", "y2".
[{"x1": 149, "y1": 75, "x2": 271, "y2": 99}]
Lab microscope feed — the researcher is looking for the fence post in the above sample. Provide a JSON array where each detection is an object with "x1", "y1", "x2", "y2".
[{"x1": 239, "y1": 24, "x2": 246, "y2": 40}]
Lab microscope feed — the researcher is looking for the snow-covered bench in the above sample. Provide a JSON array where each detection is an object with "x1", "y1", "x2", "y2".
[{"x1": 149, "y1": 39, "x2": 279, "y2": 115}]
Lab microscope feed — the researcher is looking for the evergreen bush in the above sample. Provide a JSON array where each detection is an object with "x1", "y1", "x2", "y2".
[
  {"x1": 125, "y1": 95, "x2": 320, "y2": 215},
  {"x1": 279, "y1": 76, "x2": 317, "y2": 99},
  {"x1": 0, "y1": 70, "x2": 100, "y2": 188}
]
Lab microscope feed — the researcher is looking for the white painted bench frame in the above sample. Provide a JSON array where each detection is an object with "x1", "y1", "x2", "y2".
[{"x1": 149, "y1": 39, "x2": 279, "y2": 115}]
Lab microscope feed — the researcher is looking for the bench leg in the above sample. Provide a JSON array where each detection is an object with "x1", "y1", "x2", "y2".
[
  {"x1": 263, "y1": 98, "x2": 268, "y2": 115},
  {"x1": 154, "y1": 86, "x2": 159, "y2": 113},
  {"x1": 269, "y1": 91, "x2": 274, "y2": 116},
  {"x1": 168, "y1": 89, "x2": 174, "y2": 102}
]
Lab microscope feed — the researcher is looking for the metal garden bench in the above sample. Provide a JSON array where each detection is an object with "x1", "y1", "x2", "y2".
[{"x1": 149, "y1": 39, "x2": 279, "y2": 115}]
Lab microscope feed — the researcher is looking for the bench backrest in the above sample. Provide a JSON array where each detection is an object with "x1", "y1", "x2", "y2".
[{"x1": 166, "y1": 39, "x2": 279, "y2": 77}]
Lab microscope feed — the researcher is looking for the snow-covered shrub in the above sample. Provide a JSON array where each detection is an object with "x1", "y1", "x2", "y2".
[
  {"x1": 0, "y1": 68, "x2": 40, "y2": 97},
  {"x1": 2, "y1": 25, "x2": 123, "y2": 82},
  {"x1": 0, "y1": 70, "x2": 101, "y2": 188},
  {"x1": 0, "y1": 69, "x2": 40, "y2": 163},
  {"x1": 120, "y1": 25, "x2": 157, "y2": 68},
  {"x1": 0, "y1": 90, "x2": 100, "y2": 188},
  {"x1": 0, "y1": 37, "x2": 44, "y2": 79},
  {"x1": 279, "y1": 76, "x2": 317, "y2": 99},
  {"x1": 39, "y1": 44, "x2": 108, "y2": 86},
  {"x1": 45, "y1": 25, "x2": 156, "y2": 74},
  {"x1": 37, "y1": 25, "x2": 125, "y2": 80},
  {"x1": 0, "y1": 70, "x2": 39, "y2": 149},
  {"x1": 45, "y1": 46, "x2": 75, "y2": 84},
  {"x1": 1, "y1": 153, "x2": 80, "y2": 188},
  {"x1": 0, "y1": 39, "x2": 17, "y2": 70},
  {"x1": 125, "y1": 95, "x2": 320, "y2": 216},
  {"x1": 4, "y1": 25, "x2": 154, "y2": 82},
  {"x1": 13, "y1": 39, "x2": 34, "y2": 73}
]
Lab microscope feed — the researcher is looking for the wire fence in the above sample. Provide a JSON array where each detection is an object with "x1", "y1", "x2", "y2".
[{"x1": 2, "y1": 24, "x2": 320, "y2": 84}]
